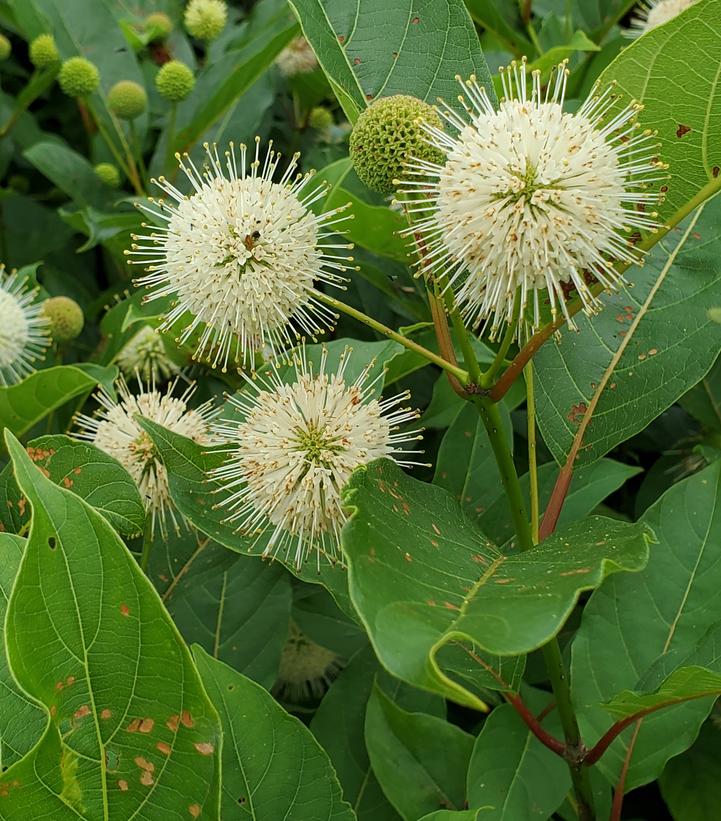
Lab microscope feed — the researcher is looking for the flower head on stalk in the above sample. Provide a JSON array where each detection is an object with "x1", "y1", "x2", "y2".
[
  {"x1": 209, "y1": 346, "x2": 422, "y2": 568},
  {"x1": 399, "y1": 61, "x2": 666, "y2": 339},
  {"x1": 629, "y1": 0, "x2": 696, "y2": 34},
  {"x1": 115, "y1": 325, "x2": 180, "y2": 383},
  {"x1": 0, "y1": 266, "x2": 50, "y2": 386},
  {"x1": 128, "y1": 140, "x2": 353, "y2": 370},
  {"x1": 75, "y1": 378, "x2": 216, "y2": 538}
]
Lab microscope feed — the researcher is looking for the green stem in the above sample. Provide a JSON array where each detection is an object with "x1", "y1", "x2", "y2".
[
  {"x1": 315, "y1": 290, "x2": 469, "y2": 383},
  {"x1": 449, "y1": 307, "x2": 482, "y2": 384},
  {"x1": 482, "y1": 294, "x2": 520, "y2": 386},
  {"x1": 139, "y1": 516, "x2": 154, "y2": 573},
  {"x1": 164, "y1": 104, "x2": 177, "y2": 176},
  {"x1": 130, "y1": 120, "x2": 148, "y2": 186}
]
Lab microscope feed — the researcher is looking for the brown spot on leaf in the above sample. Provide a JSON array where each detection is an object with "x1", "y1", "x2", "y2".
[
  {"x1": 167, "y1": 715, "x2": 180, "y2": 732},
  {"x1": 443, "y1": 601, "x2": 460, "y2": 611},
  {"x1": 353, "y1": 57, "x2": 360, "y2": 65},
  {"x1": 118, "y1": 780, "x2": 129, "y2": 792},
  {"x1": 432, "y1": 523, "x2": 441, "y2": 536},
  {"x1": 120, "y1": 603, "x2": 130, "y2": 617},
  {"x1": 181, "y1": 711, "x2": 194, "y2": 729},
  {"x1": 140, "y1": 770, "x2": 154, "y2": 786},
  {"x1": 189, "y1": 806, "x2": 201, "y2": 819},
  {"x1": 63, "y1": 477, "x2": 73, "y2": 488},
  {"x1": 713, "y1": 166, "x2": 720, "y2": 178},
  {"x1": 73, "y1": 467, "x2": 81, "y2": 475},
  {"x1": 101, "y1": 709, "x2": 112, "y2": 720},
  {"x1": 156, "y1": 741, "x2": 171, "y2": 755},
  {"x1": 430, "y1": 539, "x2": 439, "y2": 548},
  {"x1": 194, "y1": 742, "x2": 214, "y2": 756},
  {"x1": 411, "y1": 15, "x2": 420, "y2": 23},
  {"x1": 494, "y1": 578, "x2": 512, "y2": 585},
  {"x1": 134, "y1": 756, "x2": 154, "y2": 773},
  {"x1": 127, "y1": 718, "x2": 141, "y2": 733},
  {"x1": 337, "y1": 34, "x2": 345, "y2": 43},
  {"x1": 74, "y1": 705, "x2": 90, "y2": 721},
  {"x1": 560, "y1": 567, "x2": 592, "y2": 576},
  {"x1": 676, "y1": 124, "x2": 691, "y2": 138},
  {"x1": 404, "y1": 552, "x2": 412, "y2": 562},
  {"x1": 139, "y1": 718, "x2": 154, "y2": 734},
  {"x1": 567, "y1": 402, "x2": 587, "y2": 426}
]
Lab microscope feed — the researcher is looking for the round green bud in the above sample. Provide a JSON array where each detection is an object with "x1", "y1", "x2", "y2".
[
  {"x1": 309, "y1": 106, "x2": 333, "y2": 131},
  {"x1": 155, "y1": 59, "x2": 194, "y2": 102},
  {"x1": 144, "y1": 12, "x2": 173, "y2": 40},
  {"x1": 184, "y1": 0, "x2": 227, "y2": 42},
  {"x1": 0, "y1": 34, "x2": 11, "y2": 61},
  {"x1": 349, "y1": 94, "x2": 444, "y2": 195},
  {"x1": 7, "y1": 174, "x2": 29, "y2": 194},
  {"x1": 29, "y1": 34, "x2": 59, "y2": 68},
  {"x1": 42, "y1": 296, "x2": 85, "y2": 342},
  {"x1": 107, "y1": 80, "x2": 147, "y2": 120},
  {"x1": 94, "y1": 162, "x2": 121, "y2": 188},
  {"x1": 58, "y1": 56, "x2": 100, "y2": 98}
]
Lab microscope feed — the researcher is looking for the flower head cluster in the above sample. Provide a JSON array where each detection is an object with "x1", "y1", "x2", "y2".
[
  {"x1": 275, "y1": 36, "x2": 318, "y2": 77},
  {"x1": 76, "y1": 379, "x2": 215, "y2": 537},
  {"x1": 129, "y1": 140, "x2": 352, "y2": 369},
  {"x1": 400, "y1": 62, "x2": 665, "y2": 337},
  {"x1": 210, "y1": 347, "x2": 422, "y2": 568},
  {"x1": 0, "y1": 267, "x2": 50, "y2": 386},
  {"x1": 184, "y1": 0, "x2": 226, "y2": 41},
  {"x1": 629, "y1": 0, "x2": 696, "y2": 34},
  {"x1": 115, "y1": 325, "x2": 179, "y2": 383},
  {"x1": 272, "y1": 622, "x2": 343, "y2": 703}
]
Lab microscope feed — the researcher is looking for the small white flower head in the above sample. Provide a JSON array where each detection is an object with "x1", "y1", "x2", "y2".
[
  {"x1": 76, "y1": 378, "x2": 216, "y2": 538},
  {"x1": 129, "y1": 140, "x2": 352, "y2": 370},
  {"x1": 629, "y1": 0, "x2": 696, "y2": 34},
  {"x1": 0, "y1": 266, "x2": 50, "y2": 386},
  {"x1": 210, "y1": 346, "x2": 422, "y2": 568},
  {"x1": 275, "y1": 37, "x2": 319, "y2": 77},
  {"x1": 400, "y1": 62, "x2": 665, "y2": 338},
  {"x1": 115, "y1": 325, "x2": 180, "y2": 383}
]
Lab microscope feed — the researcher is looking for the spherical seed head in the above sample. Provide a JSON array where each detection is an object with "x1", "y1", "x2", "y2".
[
  {"x1": 399, "y1": 65, "x2": 664, "y2": 337},
  {"x1": 0, "y1": 34, "x2": 11, "y2": 61},
  {"x1": 75, "y1": 379, "x2": 216, "y2": 538},
  {"x1": 210, "y1": 346, "x2": 422, "y2": 568},
  {"x1": 184, "y1": 0, "x2": 227, "y2": 41},
  {"x1": 155, "y1": 60, "x2": 195, "y2": 102},
  {"x1": 29, "y1": 34, "x2": 59, "y2": 69},
  {"x1": 58, "y1": 56, "x2": 100, "y2": 98},
  {"x1": 42, "y1": 296, "x2": 84, "y2": 342},
  {"x1": 130, "y1": 141, "x2": 354, "y2": 368},
  {"x1": 309, "y1": 106, "x2": 333, "y2": 131},
  {"x1": 349, "y1": 95, "x2": 444, "y2": 194},
  {"x1": 94, "y1": 162, "x2": 121, "y2": 188},
  {"x1": 0, "y1": 267, "x2": 50, "y2": 385},
  {"x1": 272, "y1": 623, "x2": 343, "y2": 703},
  {"x1": 631, "y1": 0, "x2": 696, "y2": 33},
  {"x1": 115, "y1": 325, "x2": 179, "y2": 382},
  {"x1": 108, "y1": 80, "x2": 147, "y2": 120},
  {"x1": 145, "y1": 11, "x2": 173, "y2": 40},
  {"x1": 275, "y1": 36, "x2": 318, "y2": 77}
]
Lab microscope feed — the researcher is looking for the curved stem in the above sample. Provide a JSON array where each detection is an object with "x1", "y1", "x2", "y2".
[
  {"x1": 482, "y1": 293, "x2": 521, "y2": 387},
  {"x1": 315, "y1": 290, "x2": 469, "y2": 383}
]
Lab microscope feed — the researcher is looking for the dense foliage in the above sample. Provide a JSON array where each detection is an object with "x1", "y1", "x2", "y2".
[{"x1": 0, "y1": 0, "x2": 719, "y2": 819}]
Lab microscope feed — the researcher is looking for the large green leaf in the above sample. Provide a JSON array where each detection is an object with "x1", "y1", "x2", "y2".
[
  {"x1": 288, "y1": 0, "x2": 494, "y2": 121},
  {"x1": 161, "y1": 537, "x2": 292, "y2": 689},
  {"x1": 679, "y1": 353, "x2": 721, "y2": 432},
  {"x1": 0, "y1": 435, "x2": 145, "y2": 539},
  {"x1": 23, "y1": 143, "x2": 111, "y2": 210},
  {"x1": 660, "y1": 724, "x2": 721, "y2": 821},
  {"x1": 365, "y1": 684, "x2": 474, "y2": 820},
  {"x1": 466, "y1": 699, "x2": 570, "y2": 820},
  {"x1": 193, "y1": 647, "x2": 354, "y2": 820},
  {"x1": 0, "y1": 534, "x2": 45, "y2": 768},
  {"x1": 597, "y1": 0, "x2": 721, "y2": 226},
  {"x1": 0, "y1": 364, "x2": 117, "y2": 439},
  {"x1": 342, "y1": 459, "x2": 651, "y2": 709},
  {"x1": 535, "y1": 199, "x2": 721, "y2": 466},
  {"x1": 571, "y1": 460, "x2": 721, "y2": 790},
  {"x1": 0, "y1": 431, "x2": 221, "y2": 818}
]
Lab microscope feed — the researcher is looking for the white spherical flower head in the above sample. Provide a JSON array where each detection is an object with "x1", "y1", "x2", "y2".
[
  {"x1": 210, "y1": 347, "x2": 422, "y2": 568},
  {"x1": 400, "y1": 62, "x2": 665, "y2": 337},
  {"x1": 629, "y1": 0, "x2": 696, "y2": 34},
  {"x1": 76, "y1": 379, "x2": 216, "y2": 538},
  {"x1": 116, "y1": 325, "x2": 179, "y2": 383},
  {"x1": 129, "y1": 140, "x2": 352, "y2": 370},
  {"x1": 0, "y1": 267, "x2": 50, "y2": 386},
  {"x1": 275, "y1": 37, "x2": 319, "y2": 77}
]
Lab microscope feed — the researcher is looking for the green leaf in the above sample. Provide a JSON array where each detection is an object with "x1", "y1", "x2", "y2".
[
  {"x1": 288, "y1": 0, "x2": 494, "y2": 121},
  {"x1": 0, "y1": 534, "x2": 45, "y2": 768},
  {"x1": 466, "y1": 701, "x2": 570, "y2": 819},
  {"x1": 23, "y1": 143, "x2": 111, "y2": 209},
  {"x1": 527, "y1": 30, "x2": 600, "y2": 76},
  {"x1": 535, "y1": 198, "x2": 721, "y2": 467},
  {"x1": 365, "y1": 684, "x2": 474, "y2": 820},
  {"x1": 160, "y1": 536, "x2": 292, "y2": 689},
  {"x1": 660, "y1": 724, "x2": 721, "y2": 821},
  {"x1": 342, "y1": 459, "x2": 651, "y2": 708},
  {"x1": 464, "y1": 0, "x2": 532, "y2": 55},
  {"x1": 0, "y1": 364, "x2": 117, "y2": 439},
  {"x1": 597, "y1": 0, "x2": 721, "y2": 226},
  {"x1": 192, "y1": 646, "x2": 354, "y2": 820},
  {"x1": 0, "y1": 435, "x2": 145, "y2": 538},
  {"x1": 571, "y1": 460, "x2": 721, "y2": 790},
  {"x1": 679, "y1": 353, "x2": 721, "y2": 432},
  {"x1": 0, "y1": 431, "x2": 221, "y2": 817}
]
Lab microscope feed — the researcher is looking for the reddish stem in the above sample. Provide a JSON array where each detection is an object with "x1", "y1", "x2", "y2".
[
  {"x1": 538, "y1": 462, "x2": 574, "y2": 540},
  {"x1": 610, "y1": 720, "x2": 642, "y2": 821}
]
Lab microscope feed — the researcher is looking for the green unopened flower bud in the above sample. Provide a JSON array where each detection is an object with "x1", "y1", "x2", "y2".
[
  {"x1": 145, "y1": 12, "x2": 173, "y2": 40},
  {"x1": 349, "y1": 94, "x2": 444, "y2": 195},
  {"x1": 29, "y1": 34, "x2": 59, "y2": 68},
  {"x1": 94, "y1": 162, "x2": 121, "y2": 188},
  {"x1": 108, "y1": 80, "x2": 147, "y2": 120},
  {"x1": 184, "y1": 0, "x2": 227, "y2": 41},
  {"x1": 0, "y1": 34, "x2": 11, "y2": 62},
  {"x1": 58, "y1": 56, "x2": 100, "y2": 98},
  {"x1": 42, "y1": 296, "x2": 85, "y2": 342},
  {"x1": 155, "y1": 59, "x2": 194, "y2": 102},
  {"x1": 309, "y1": 106, "x2": 333, "y2": 131}
]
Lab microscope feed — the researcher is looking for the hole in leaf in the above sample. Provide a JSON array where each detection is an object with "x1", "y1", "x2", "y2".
[{"x1": 48, "y1": 537, "x2": 57, "y2": 550}]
